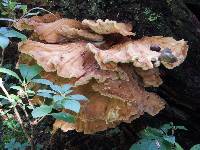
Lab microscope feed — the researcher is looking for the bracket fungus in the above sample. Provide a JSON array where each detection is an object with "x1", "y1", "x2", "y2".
[{"x1": 16, "y1": 15, "x2": 188, "y2": 134}]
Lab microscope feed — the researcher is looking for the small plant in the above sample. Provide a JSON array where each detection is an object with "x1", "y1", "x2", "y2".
[
  {"x1": 4, "y1": 138, "x2": 30, "y2": 150},
  {"x1": 129, "y1": 122, "x2": 187, "y2": 150},
  {"x1": 0, "y1": 114, "x2": 26, "y2": 150},
  {"x1": 0, "y1": 27, "x2": 27, "y2": 66},
  {"x1": 0, "y1": 0, "x2": 27, "y2": 18},
  {"x1": 32, "y1": 78, "x2": 87, "y2": 120},
  {"x1": 143, "y1": 8, "x2": 160, "y2": 22},
  {"x1": 0, "y1": 64, "x2": 87, "y2": 149}
]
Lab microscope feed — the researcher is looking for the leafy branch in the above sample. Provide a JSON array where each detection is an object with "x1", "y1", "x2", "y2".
[{"x1": 0, "y1": 64, "x2": 87, "y2": 149}]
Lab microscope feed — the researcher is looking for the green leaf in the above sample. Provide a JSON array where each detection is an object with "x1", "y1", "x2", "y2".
[
  {"x1": 174, "y1": 142, "x2": 184, "y2": 150},
  {"x1": 5, "y1": 138, "x2": 16, "y2": 150},
  {"x1": 0, "y1": 35, "x2": 9, "y2": 49},
  {"x1": 139, "y1": 127, "x2": 163, "y2": 139},
  {"x1": 53, "y1": 95, "x2": 64, "y2": 102},
  {"x1": 27, "y1": 105, "x2": 34, "y2": 110},
  {"x1": 32, "y1": 79, "x2": 53, "y2": 85},
  {"x1": 10, "y1": 85, "x2": 23, "y2": 91},
  {"x1": 68, "y1": 94, "x2": 87, "y2": 101},
  {"x1": 19, "y1": 64, "x2": 42, "y2": 82},
  {"x1": 0, "y1": 27, "x2": 27, "y2": 40},
  {"x1": 175, "y1": 126, "x2": 188, "y2": 131},
  {"x1": 51, "y1": 112, "x2": 75, "y2": 123},
  {"x1": 130, "y1": 139, "x2": 160, "y2": 150},
  {"x1": 163, "y1": 135, "x2": 175, "y2": 144},
  {"x1": 18, "y1": 5, "x2": 27, "y2": 14},
  {"x1": 50, "y1": 84, "x2": 62, "y2": 93},
  {"x1": 36, "y1": 144, "x2": 43, "y2": 150},
  {"x1": 0, "y1": 98, "x2": 10, "y2": 106},
  {"x1": 64, "y1": 90, "x2": 73, "y2": 95},
  {"x1": 190, "y1": 144, "x2": 200, "y2": 150},
  {"x1": 37, "y1": 89, "x2": 56, "y2": 94},
  {"x1": 26, "y1": 89, "x2": 35, "y2": 96},
  {"x1": 130, "y1": 138, "x2": 173, "y2": 150},
  {"x1": 53, "y1": 100, "x2": 63, "y2": 109},
  {"x1": 0, "y1": 94, "x2": 8, "y2": 100},
  {"x1": 160, "y1": 123, "x2": 173, "y2": 133},
  {"x1": 37, "y1": 92, "x2": 52, "y2": 99},
  {"x1": 0, "y1": 95, "x2": 10, "y2": 105},
  {"x1": 60, "y1": 84, "x2": 72, "y2": 94},
  {"x1": 5, "y1": 138, "x2": 30, "y2": 150},
  {"x1": 10, "y1": 94, "x2": 20, "y2": 101},
  {"x1": 19, "y1": 142, "x2": 30, "y2": 150},
  {"x1": 62, "y1": 99, "x2": 80, "y2": 113},
  {"x1": 0, "y1": 67, "x2": 22, "y2": 82},
  {"x1": 31, "y1": 105, "x2": 52, "y2": 118}
]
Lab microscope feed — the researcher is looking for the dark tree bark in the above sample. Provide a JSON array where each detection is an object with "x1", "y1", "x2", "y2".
[{"x1": 55, "y1": 0, "x2": 200, "y2": 129}]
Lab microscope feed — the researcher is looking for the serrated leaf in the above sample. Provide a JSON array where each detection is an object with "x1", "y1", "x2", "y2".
[
  {"x1": 190, "y1": 144, "x2": 200, "y2": 150},
  {"x1": 62, "y1": 99, "x2": 80, "y2": 113},
  {"x1": 37, "y1": 92, "x2": 52, "y2": 99},
  {"x1": 0, "y1": 35, "x2": 9, "y2": 49},
  {"x1": 68, "y1": 94, "x2": 87, "y2": 101},
  {"x1": 0, "y1": 67, "x2": 22, "y2": 82},
  {"x1": 53, "y1": 95, "x2": 64, "y2": 102},
  {"x1": 19, "y1": 64, "x2": 42, "y2": 82},
  {"x1": 31, "y1": 105, "x2": 52, "y2": 118},
  {"x1": 50, "y1": 84, "x2": 62, "y2": 93},
  {"x1": 51, "y1": 112, "x2": 75, "y2": 123},
  {"x1": 32, "y1": 79, "x2": 53, "y2": 85}
]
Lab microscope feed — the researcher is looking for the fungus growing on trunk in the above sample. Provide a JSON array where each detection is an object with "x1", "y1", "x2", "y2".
[{"x1": 16, "y1": 15, "x2": 188, "y2": 134}]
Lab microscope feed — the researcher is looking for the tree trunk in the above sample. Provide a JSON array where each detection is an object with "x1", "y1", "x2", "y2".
[
  {"x1": 17, "y1": 0, "x2": 200, "y2": 149},
  {"x1": 53, "y1": 0, "x2": 200, "y2": 129}
]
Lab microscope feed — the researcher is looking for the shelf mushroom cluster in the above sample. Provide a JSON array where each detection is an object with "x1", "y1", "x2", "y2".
[{"x1": 15, "y1": 14, "x2": 188, "y2": 134}]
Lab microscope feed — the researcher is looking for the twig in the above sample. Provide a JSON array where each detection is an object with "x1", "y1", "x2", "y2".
[
  {"x1": 0, "y1": 78, "x2": 32, "y2": 145},
  {"x1": 13, "y1": 107, "x2": 32, "y2": 142},
  {"x1": 0, "y1": 48, "x2": 5, "y2": 67},
  {"x1": 36, "y1": 116, "x2": 46, "y2": 125},
  {"x1": 20, "y1": 7, "x2": 55, "y2": 19},
  {"x1": 0, "y1": 18, "x2": 16, "y2": 22}
]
